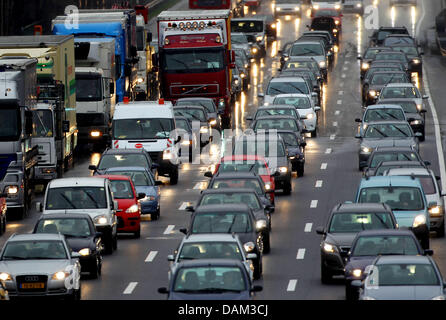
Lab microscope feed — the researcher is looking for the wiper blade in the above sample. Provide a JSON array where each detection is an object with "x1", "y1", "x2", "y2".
[
  {"x1": 84, "y1": 191, "x2": 100, "y2": 209},
  {"x1": 194, "y1": 288, "x2": 242, "y2": 293},
  {"x1": 383, "y1": 111, "x2": 399, "y2": 120},
  {"x1": 60, "y1": 193, "x2": 77, "y2": 209},
  {"x1": 2, "y1": 256, "x2": 28, "y2": 260},
  {"x1": 390, "y1": 124, "x2": 409, "y2": 137}
]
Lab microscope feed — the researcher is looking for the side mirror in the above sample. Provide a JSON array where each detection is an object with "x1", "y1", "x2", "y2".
[
  {"x1": 422, "y1": 95, "x2": 429, "y2": 100},
  {"x1": 147, "y1": 32, "x2": 153, "y2": 43},
  {"x1": 355, "y1": 118, "x2": 362, "y2": 123},
  {"x1": 258, "y1": 93, "x2": 265, "y2": 98},
  {"x1": 420, "y1": 109, "x2": 427, "y2": 113},
  {"x1": 185, "y1": 206, "x2": 195, "y2": 212},
  {"x1": 315, "y1": 226, "x2": 325, "y2": 235},
  {"x1": 300, "y1": 142, "x2": 307, "y2": 148},
  {"x1": 246, "y1": 253, "x2": 257, "y2": 260},
  {"x1": 95, "y1": 232, "x2": 102, "y2": 239},
  {"x1": 113, "y1": 200, "x2": 119, "y2": 211},
  {"x1": 137, "y1": 193, "x2": 146, "y2": 200},
  {"x1": 88, "y1": 165, "x2": 97, "y2": 171},
  {"x1": 71, "y1": 252, "x2": 81, "y2": 259},
  {"x1": 407, "y1": 118, "x2": 415, "y2": 122},
  {"x1": 424, "y1": 160, "x2": 431, "y2": 166},
  {"x1": 415, "y1": 132, "x2": 423, "y2": 138},
  {"x1": 251, "y1": 285, "x2": 263, "y2": 292},
  {"x1": 204, "y1": 171, "x2": 213, "y2": 178},
  {"x1": 271, "y1": 171, "x2": 280, "y2": 177},
  {"x1": 314, "y1": 106, "x2": 321, "y2": 112},
  {"x1": 151, "y1": 163, "x2": 160, "y2": 169},
  {"x1": 357, "y1": 55, "x2": 362, "y2": 60},
  {"x1": 245, "y1": 116, "x2": 253, "y2": 121},
  {"x1": 158, "y1": 287, "x2": 169, "y2": 294},
  {"x1": 155, "y1": 180, "x2": 163, "y2": 186},
  {"x1": 355, "y1": 134, "x2": 362, "y2": 139},
  {"x1": 167, "y1": 254, "x2": 175, "y2": 262},
  {"x1": 179, "y1": 228, "x2": 187, "y2": 235},
  {"x1": 424, "y1": 249, "x2": 434, "y2": 256}
]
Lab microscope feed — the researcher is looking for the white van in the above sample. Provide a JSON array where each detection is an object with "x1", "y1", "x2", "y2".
[{"x1": 111, "y1": 100, "x2": 180, "y2": 184}]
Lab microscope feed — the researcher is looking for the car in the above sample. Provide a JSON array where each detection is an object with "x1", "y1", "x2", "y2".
[
  {"x1": 102, "y1": 167, "x2": 162, "y2": 220},
  {"x1": 354, "y1": 255, "x2": 445, "y2": 300},
  {"x1": 251, "y1": 116, "x2": 306, "y2": 138},
  {"x1": 309, "y1": 16, "x2": 339, "y2": 44},
  {"x1": 260, "y1": 14, "x2": 278, "y2": 40},
  {"x1": 302, "y1": 30, "x2": 336, "y2": 52},
  {"x1": 96, "y1": 174, "x2": 145, "y2": 237},
  {"x1": 359, "y1": 47, "x2": 393, "y2": 79},
  {"x1": 369, "y1": 26, "x2": 410, "y2": 46},
  {"x1": 273, "y1": 93, "x2": 321, "y2": 137},
  {"x1": 0, "y1": 193, "x2": 6, "y2": 235},
  {"x1": 33, "y1": 213, "x2": 103, "y2": 278},
  {"x1": 372, "y1": 51, "x2": 411, "y2": 78},
  {"x1": 280, "y1": 56, "x2": 324, "y2": 82},
  {"x1": 361, "y1": 71, "x2": 410, "y2": 106},
  {"x1": 377, "y1": 83, "x2": 429, "y2": 107},
  {"x1": 389, "y1": 44, "x2": 423, "y2": 77},
  {"x1": 173, "y1": 105, "x2": 211, "y2": 147},
  {"x1": 356, "y1": 121, "x2": 422, "y2": 170},
  {"x1": 176, "y1": 98, "x2": 221, "y2": 132},
  {"x1": 231, "y1": 17, "x2": 268, "y2": 54},
  {"x1": 274, "y1": 0, "x2": 302, "y2": 18},
  {"x1": 179, "y1": 204, "x2": 265, "y2": 279},
  {"x1": 174, "y1": 115, "x2": 196, "y2": 163},
  {"x1": 311, "y1": 7, "x2": 343, "y2": 31},
  {"x1": 288, "y1": 41, "x2": 329, "y2": 79},
  {"x1": 232, "y1": 134, "x2": 293, "y2": 194},
  {"x1": 344, "y1": 229, "x2": 431, "y2": 300},
  {"x1": 191, "y1": 188, "x2": 273, "y2": 253},
  {"x1": 355, "y1": 104, "x2": 407, "y2": 137},
  {"x1": 355, "y1": 176, "x2": 432, "y2": 249},
  {"x1": 231, "y1": 65, "x2": 243, "y2": 98},
  {"x1": 276, "y1": 130, "x2": 306, "y2": 176},
  {"x1": 259, "y1": 76, "x2": 315, "y2": 105},
  {"x1": 248, "y1": 105, "x2": 302, "y2": 122},
  {"x1": 298, "y1": 34, "x2": 334, "y2": 65},
  {"x1": 364, "y1": 160, "x2": 427, "y2": 178},
  {"x1": 278, "y1": 68, "x2": 323, "y2": 104},
  {"x1": 167, "y1": 234, "x2": 257, "y2": 281},
  {"x1": 342, "y1": 0, "x2": 364, "y2": 14},
  {"x1": 89, "y1": 148, "x2": 157, "y2": 176},
  {"x1": 311, "y1": 0, "x2": 343, "y2": 11},
  {"x1": 383, "y1": 34, "x2": 416, "y2": 47},
  {"x1": 384, "y1": 167, "x2": 446, "y2": 237},
  {"x1": 231, "y1": 32, "x2": 261, "y2": 61},
  {"x1": 377, "y1": 98, "x2": 427, "y2": 140},
  {"x1": 315, "y1": 203, "x2": 398, "y2": 283},
  {"x1": 158, "y1": 259, "x2": 262, "y2": 300},
  {"x1": 37, "y1": 177, "x2": 118, "y2": 254},
  {"x1": 0, "y1": 233, "x2": 81, "y2": 299},
  {"x1": 362, "y1": 63, "x2": 406, "y2": 84},
  {"x1": 207, "y1": 155, "x2": 277, "y2": 204}
]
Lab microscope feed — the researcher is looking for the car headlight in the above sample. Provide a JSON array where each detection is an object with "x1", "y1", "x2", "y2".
[
  {"x1": 218, "y1": 99, "x2": 225, "y2": 107},
  {"x1": 256, "y1": 36, "x2": 263, "y2": 42},
  {"x1": 278, "y1": 167, "x2": 288, "y2": 173},
  {"x1": 209, "y1": 119, "x2": 217, "y2": 126},
  {"x1": 276, "y1": 7, "x2": 281, "y2": 11},
  {"x1": 295, "y1": 6, "x2": 300, "y2": 11},
  {"x1": 0, "y1": 273, "x2": 11, "y2": 281},
  {"x1": 432, "y1": 295, "x2": 446, "y2": 300},
  {"x1": 412, "y1": 59, "x2": 421, "y2": 64},
  {"x1": 333, "y1": 28, "x2": 338, "y2": 33},
  {"x1": 79, "y1": 248, "x2": 90, "y2": 256},
  {"x1": 323, "y1": 243, "x2": 337, "y2": 253},
  {"x1": 256, "y1": 220, "x2": 267, "y2": 231},
  {"x1": 417, "y1": 104, "x2": 422, "y2": 111},
  {"x1": 90, "y1": 130, "x2": 102, "y2": 138},
  {"x1": 369, "y1": 90, "x2": 377, "y2": 97},
  {"x1": 6, "y1": 186, "x2": 18, "y2": 195},
  {"x1": 335, "y1": 20, "x2": 340, "y2": 25},
  {"x1": 313, "y1": 4, "x2": 319, "y2": 9},
  {"x1": 200, "y1": 126, "x2": 209, "y2": 134},
  {"x1": 181, "y1": 139, "x2": 191, "y2": 146},
  {"x1": 319, "y1": 61, "x2": 326, "y2": 68},
  {"x1": 361, "y1": 146, "x2": 372, "y2": 154},
  {"x1": 306, "y1": 113, "x2": 314, "y2": 120},
  {"x1": 271, "y1": 23, "x2": 276, "y2": 29},
  {"x1": 429, "y1": 206, "x2": 443, "y2": 216},
  {"x1": 352, "y1": 269, "x2": 362, "y2": 278},
  {"x1": 240, "y1": 72, "x2": 246, "y2": 78},
  {"x1": 94, "y1": 215, "x2": 108, "y2": 225},
  {"x1": 251, "y1": 47, "x2": 258, "y2": 54},
  {"x1": 125, "y1": 204, "x2": 139, "y2": 213},
  {"x1": 356, "y1": 3, "x2": 363, "y2": 7},
  {"x1": 361, "y1": 62, "x2": 370, "y2": 70},
  {"x1": 413, "y1": 214, "x2": 426, "y2": 228},
  {"x1": 244, "y1": 241, "x2": 256, "y2": 252},
  {"x1": 335, "y1": 4, "x2": 341, "y2": 9},
  {"x1": 163, "y1": 149, "x2": 172, "y2": 160},
  {"x1": 137, "y1": 77, "x2": 144, "y2": 83},
  {"x1": 410, "y1": 120, "x2": 421, "y2": 125},
  {"x1": 52, "y1": 271, "x2": 69, "y2": 280},
  {"x1": 140, "y1": 195, "x2": 156, "y2": 202},
  {"x1": 264, "y1": 182, "x2": 272, "y2": 190}
]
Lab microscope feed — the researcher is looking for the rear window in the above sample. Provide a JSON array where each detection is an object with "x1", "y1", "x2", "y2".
[
  {"x1": 358, "y1": 186, "x2": 425, "y2": 211},
  {"x1": 352, "y1": 235, "x2": 419, "y2": 256},
  {"x1": 370, "y1": 152, "x2": 419, "y2": 168},
  {"x1": 328, "y1": 212, "x2": 395, "y2": 233}
]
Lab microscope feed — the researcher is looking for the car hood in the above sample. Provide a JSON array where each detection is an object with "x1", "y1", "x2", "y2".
[
  {"x1": 135, "y1": 186, "x2": 158, "y2": 198},
  {"x1": 392, "y1": 211, "x2": 425, "y2": 228},
  {"x1": 168, "y1": 291, "x2": 250, "y2": 300},
  {"x1": 43, "y1": 209, "x2": 110, "y2": 220},
  {"x1": 364, "y1": 286, "x2": 443, "y2": 300},
  {"x1": 345, "y1": 256, "x2": 376, "y2": 272},
  {"x1": 406, "y1": 112, "x2": 423, "y2": 122},
  {"x1": 264, "y1": 157, "x2": 288, "y2": 171},
  {"x1": 0, "y1": 260, "x2": 71, "y2": 276},
  {"x1": 325, "y1": 233, "x2": 357, "y2": 247},
  {"x1": 65, "y1": 237, "x2": 94, "y2": 252},
  {"x1": 361, "y1": 138, "x2": 416, "y2": 148}
]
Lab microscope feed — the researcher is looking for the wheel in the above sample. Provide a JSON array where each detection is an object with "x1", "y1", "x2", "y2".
[
  {"x1": 253, "y1": 256, "x2": 263, "y2": 280},
  {"x1": 152, "y1": 208, "x2": 160, "y2": 221},
  {"x1": 436, "y1": 220, "x2": 445, "y2": 237},
  {"x1": 311, "y1": 129, "x2": 317, "y2": 138},
  {"x1": 345, "y1": 283, "x2": 358, "y2": 300},
  {"x1": 170, "y1": 168, "x2": 179, "y2": 185},
  {"x1": 283, "y1": 181, "x2": 292, "y2": 195},
  {"x1": 112, "y1": 232, "x2": 118, "y2": 250},
  {"x1": 297, "y1": 164, "x2": 305, "y2": 177},
  {"x1": 90, "y1": 256, "x2": 101, "y2": 279},
  {"x1": 262, "y1": 232, "x2": 271, "y2": 254},
  {"x1": 321, "y1": 264, "x2": 333, "y2": 284},
  {"x1": 134, "y1": 227, "x2": 141, "y2": 239},
  {"x1": 1, "y1": 215, "x2": 5, "y2": 234},
  {"x1": 420, "y1": 234, "x2": 430, "y2": 250}
]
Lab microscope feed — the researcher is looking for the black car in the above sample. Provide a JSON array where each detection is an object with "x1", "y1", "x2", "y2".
[
  {"x1": 191, "y1": 188, "x2": 273, "y2": 253},
  {"x1": 362, "y1": 63, "x2": 406, "y2": 84},
  {"x1": 344, "y1": 229, "x2": 432, "y2": 300},
  {"x1": 357, "y1": 46, "x2": 392, "y2": 79},
  {"x1": 361, "y1": 71, "x2": 410, "y2": 105},
  {"x1": 298, "y1": 35, "x2": 334, "y2": 65},
  {"x1": 276, "y1": 130, "x2": 306, "y2": 176},
  {"x1": 174, "y1": 116, "x2": 195, "y2": 162},
  {"x1": 180, "y1": 204, "x2": 264, "y2": 280},
  {"x1": 251, "y1": 116, "x2": 306, "y2": 138},
  {"x1": 33, "y1": 213, "x2": 103, "y2": 278},
  {"x1": 364, "y1": 160, "x2": 428, "y2": 177},
  {"x1": 369, "y1": 26, "x2": 410, "y2": 46},
  {"x1": 89, "y1": 148, "x2": 157, "y2": 175},
  {"x1": 315, "y1": 203, "x2": 398, "y2": 283},
  {"x1": 309, "y1": 16, "x2": 339, "y2": 44},
  {"x1": 389, "y1": 44, "x2": 423, "y2": 77}
]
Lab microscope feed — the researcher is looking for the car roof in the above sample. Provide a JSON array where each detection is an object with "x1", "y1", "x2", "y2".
[
  {"x1": 384, "y1": 167, "x2": 431, "y2": 176},
  {"x1": 214, "y1": 172, "x2": 260, "y2": 179},
  {"x1": 333, "y1": 202, "x2": 391, "y2": 213},
  {"x1": 36, "y1": 212, "x2": 94, "y2": 220},
  {"x1": 356, "y1": 229, "x2": 416, "y2": 237},
  {"x1": 292, "y1": 40, "x2": 324, "y2": 46},
  {"x1": 258, "y1": 104, "x2": 296, "y2": 110},
  {"x1": 287, "y1": 57, "x2": 318, "y2": 62},
  {"x1": 254, "y1": 115, "x2": 298, "y2": 121},
  {"x1": 114, "y1": 102, "x2": 173, "y2": 119},
  {"x1": 182, "y1": 234, "x2": 240, "y2": 243},
  {"x1": 375, "y1": 255, "x2": 431, "y2": 265},
  {"x1": 200, "y1": 188, "x2": 259, "y2": 195},
  {"x1": 49, "y1": 177, "x2": 106, "y2": 188},
  {"x1": 177, "y1": 97, "x2": 214, "y2": 102},
  {"x1": 194, "y1": 204, "x2": 250, "y2": 213},
  {"x1": 366, "y1": 104, "x2": 404, "y2": 110},
  {"x1": 359, "y1": 175, "x2": 423, "y2": 188},
  {"x1": 368, "y1": 70, "x2": 407, "y2": 75},
  {"x1": 377, "y1": 98, "x2": 417, "y2": 103},
  {"x1": 270, "y1": 77, "x2": 306, "y2": 82},
  {"x1": 173, "y1": 105, "x2": 206, "y2": 110},
  {"x1": 96, "y1": 174, "x2": 133, "y2": 181},
  {"x1": 103, "y1": 148, "x2": 148, "y2": 155},
  {"x1": 273, "y1": 93, "x2": 310, "y2": 99},
  {"x1": 176, "y1": 258, "x2": 246, "y2": 268},
  {"x1": 363, "y1": 120, "x2": 409, "y2": 126},
  {"x1": 371, "y1": 146, "x2": 416, "y2": 152},
  {"x1": 383, "y1": 83, "x2": 417, "y2": 88},
  {"x1": 376, "y1": 160, "x2": 424, "y2": 167},
  {"x1": 104, "y1": 166, "x2": 149, "y2": 172},
  {"x1": 8, "y1": 233, "x2": 65, "y2": 242}
]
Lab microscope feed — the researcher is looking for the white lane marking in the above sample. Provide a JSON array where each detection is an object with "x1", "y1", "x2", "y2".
[
  {"x1": 335, "y1": 110, "x2": 340, "y2": 115},
  {"x1": 330, "y1": 134, "x2": 336, "y2": 140},
  {"x1": 343, "y1": 67, "x2": 348, "y2": 71},
  {"x1": 325, "y1": 148, "x2": 332, "y2": 154},
  {"x1": 296, "y1": 249, "x2": 306, "y2": 260},
  {"x1": 321, "y1": 163, "x2": 328, "y2": 170},
  {"x1": 340, "y1": 81, "x2": 344, "y2": 86},
  {"x1": 304, "y1": 223, "x2": 313, "y2": 232},
  {"x1": 123, "y1": 282, "x2": 138, "y2": 294},
  {"x1": 315, "y1": 180, "x2": 323, "y2": 188},
  {"x1": 341, "y1": 74, "x2": 346, "y2": 78},
  {"x1": 163, "y1": 225, "x2": 175, "y2": 235},
  {"x1": 310, "y1": 200, "x2": 318, "y2": 208},
  {"x1": 422, "y1": 65, "x2": 446, "y2": 192},
  {"x1": 337, "y1": 100, "x2": 342, "y2": 105},
  {"x1": 145, "y1": 251, "x2": 158, "y2": 262},
  {"x1": 178, "y1": 202, "x2": 188, "y2": 210},
  {"x1": 338, "y1": 91, "x2": 344, "y2": 95},
  {"x1": 333, "y1": 121, "x2": 338, "y2": 127},
  {"x1": 287, "y1": 279, "x2": 298, "y2": 291}
]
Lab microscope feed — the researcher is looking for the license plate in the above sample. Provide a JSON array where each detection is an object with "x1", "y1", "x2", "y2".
[{"x1": 21, "y1": 282, "x2": 44, "y2": 289}]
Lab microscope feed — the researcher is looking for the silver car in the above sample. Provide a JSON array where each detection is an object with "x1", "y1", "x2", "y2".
[
  {"x1": 0, "y1": 233, "x2": 81, "y2": 299},
  {"x1": 288, "y1": 41, "x2": 329, "y2": 79},
  {"x1": 377, "y1": 83, "x2": 429, "y2": 108},
  {"x1": 259, "y1": 76, "x2": 315, "y2": 105}
]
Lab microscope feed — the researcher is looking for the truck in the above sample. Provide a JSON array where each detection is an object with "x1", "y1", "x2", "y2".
[
  {"x1": 74, "y1": 37, "x2": 116, "y2": 146},
  {"x1": 156, "y1": 10, "x2": 236, "y2": 128},
  {"x1": 0, "y1": 35, "x2": 78, "y2": 185},
  {"x1": 52, "y1": 9, "x2": 139, "y2": 103},
  {"x1": 189, "y1": 0, "x2": 244, "y2": 17},
  {"x1": 0, "y1": 57, "x2": 38, "y2": 219}
]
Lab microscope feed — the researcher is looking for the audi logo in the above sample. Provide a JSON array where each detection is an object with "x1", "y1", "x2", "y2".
[{"x1": 24, "y1": 276, "x2": 39, "y2": 282}]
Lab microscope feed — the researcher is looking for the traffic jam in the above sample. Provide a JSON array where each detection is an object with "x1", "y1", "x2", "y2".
[{"x1": 0, "y1": 0, "x2": 446, "y2": 301}]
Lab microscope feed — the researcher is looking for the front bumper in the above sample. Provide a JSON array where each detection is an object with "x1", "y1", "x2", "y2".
[
  {"x1": 34, "y1": 166, "x2": 57, "y2": 181},
  {"x1": 430, "y1": 215, "x2": 444, "y2": 229},
  {"x1": 321, "y1": 252, "x2": 345, "y2": 275},
  {"x1": 274, "y1": 8, "x2": 301, "y2": 16},
  {"x1": 304, "y1": 118, "x2": 317, "y2": 132},
  {"x1": 117, "y1": 213, "x2": 140, "y2": 232},
  {"x1": 140, "y1": 200, "x2": 160, "y2": 214},
  {"x1": 358, "y1": 152, "x2": 372, "y2": 168}
]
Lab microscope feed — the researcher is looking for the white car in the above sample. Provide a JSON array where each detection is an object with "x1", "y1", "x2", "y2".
[
  {"x1": 259, "y1": 76, "x2": 316, "y2": 106},
  {"x1": 274, "y1": 0, "x2": 302, "y2": 17},
  {"x1": 272, "y1": 94, "x2": 321, "y2": 137},
  {"x1": 311, "y1": 0, "x2": 342, "y2": 11},
  {"x1": 377, "y1": 83, "x2": 428, "y2": 109}
]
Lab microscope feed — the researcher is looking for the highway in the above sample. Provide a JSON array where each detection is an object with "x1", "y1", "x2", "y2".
[{"x1": 2, "y1": 0, "x2": 446, "y2": 300}]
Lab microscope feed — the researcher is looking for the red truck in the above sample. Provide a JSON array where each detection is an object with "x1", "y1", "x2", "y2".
[{"x1": 156, "y1": 10, "x2": 235, "y2": 128}]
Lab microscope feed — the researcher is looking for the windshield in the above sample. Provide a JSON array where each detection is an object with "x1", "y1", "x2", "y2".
[
  {"x1": 376, "y1": 263, "x2": 439, "y2": 286},
  {"x1": 381, "y1": 87, "x2": 420, "y2": 99},
  {"x1": 285, "y1": 60, "x2": 319, "y2": 73},
  {"x1": 363, "y1": 123, "x2": 413, "y2": 138},
  {"x1": 174, "y1": 108, "x2": 207, "y2": 122},
  {"x1": 391, "y1": 46, "x2": 418, "y2": 55},
  {"x1": 113, "y1": 118, "x2": 174, "y2": 139},
  {"x1": 173, "y1": 266, "x2": 246, "y2": 292},
  {"x1": 382, "y1": 101, "x2": 418, "y2": 113},
  {"x1": 279, "y1": 132, "x2": 299, "y2": 146},
  {"x1": 291, "y1": 43, "x2": 324, "y2": 56},
  {"x1": 314, "y1": 9, "x2": 340, "y2": 17},
  {"x1": 328, "y1": 212, "x2": 395, "y2": 233},
  {"x1": 35, "y1": 218, "x2": 92, "y2": 237},
  {"x1": 211, "y1": 179, "x2": 263, "y2": 194},
  {"x1": 415, "y1": 176, "x2": 436, "y2": 195},
  {"x1": 376, "y1": 164, "x2": 422, "y2": 176},
  {"x1": 175, "y1": 119, "x2": 190, "y2": 131},
  {"x1": 273, "y1": 96, "x2": 312, "y2": 109},
  {"x1": 234, "y1": 139, "x2": 287, "y2": 157},
  {"x1": 253, "y1": 118, "x2": 298, "y2": 131},
  {"x1": 32, "y1": 110, "x2": 53, "y2": 137},
  {"x1": 231, "y1": 34, "x2": 248, "y2": 44},
  {"x1": 46, "y1": 187, "x2": 107, "y2": 210},
  {"x1": 267, "y1": 81, "x2": 309, "y2": 95},
  {"x1": 219, "y1": 161, "x2": 269, "y2": 175},
  {"x1": 192, "y1": 212, "x2": 252, "y2": 233},
  {"x1": 107, "y1": 170, "x2": 155, "y2": 187},
  {"x1": 179, "y1": 242, "x2": 243, "y2": 261},
  {"x1": 162, "y1": 48, "x2": 224, "y2": 73},
  {"x1": 375, "y1": 53, "x2": 407, "y2": 62},
  {"x1": 2, "y1": 240, "x2": 67, "y2": 260},
  {"x1": 256, "y1": 108, "x2": 297, "y2": 118},
  {"x1": 384, "y1": 37, "x2": 415, "y2": 46},
  {"x1": 364, "y1": 109, "x2": 405, "y2": 122},
  {"x1": 358, "y1": 187, "x2": 425, "y2": 211},
  {"x1": 0, "y1": 107, "x2": 20, "y2": 141},
  {"x1": 370, "y1": 73, "x2": 407, "y2": 85},
  {"x1": 77, "y1": 113, "x2": 105, "y2": 127},
  {"x1": 76, "y1": 75, "x2": 102, "y2": 101},
  {"x1": 177, "y1": 100, "x2": 216, "y2": 113},
  {"x1": 231, "y1": 21, "x2": 264, "y2": 33},
  {"x1": 364, "y1": 48, "x2": 387, "y2": 59},
  {"x1": 110, "y1": 179, "x2": 134, "y2": 199},
  {"x1": 370, "y1": 152, "x2": 419, "y2": 168},
  {"x1": 98, "y1": 154, "x2": 149, "y2": 170},
  {"x1": 352, "y1": 235, "x2": 419, "y2": 256},
  {"x1": 200, "y1": 192, "x2": 261, "y2": 210}
]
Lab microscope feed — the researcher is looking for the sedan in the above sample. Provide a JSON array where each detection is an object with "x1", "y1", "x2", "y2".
[
  {"x1": 361, "y1": 71, "x2": 410, "y2": 106},
  {"x1": 377, "y1": 83, "x2": 429, "y2": 111},
  {"x1": 355, "y1": 104, "x2": 407, "y2": 137},
  {"x1": 276, "y1": 130, "x2": 306, "y2": 176},
  {"x1": 288, "y1": 41, "x2": 329, "y2": 79},
  {"x1": 0, "y1": 233, "x2": 81, "y2": 299},
  {"x1": 357, "y1": 46, "x2": 392, "y2": 79},
  {"x1": 259, "y1": 76, "x2": 314, "y2": 105}
]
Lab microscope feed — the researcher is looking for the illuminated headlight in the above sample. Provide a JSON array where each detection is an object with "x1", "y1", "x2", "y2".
[
  {"x1": 335, "y1": 20, "x2": 340, "y2": 25},
  {"x1": 218, "y1": 99, "x2": 225, "y2": 107},
  {"x1": 356, "y1": 3, "x2": 362, "y2": 7},
  {"x1": 334, "y1": 45, "x2": 339, "y2": 53},
  {"x1": 412, "y1": 59, "x2": 421, "y2": 64},
  {"x1": 79, "y1": 248, "x2": 91, "y2": 256},
  {"x1": 352, "y1": 269, "x2": 362, "y2": 278},
  {"x1": 256, "y1": 220, "x2": 267, "y2": 230},
  {"x1": 94, "y1": 215, "x2": 108, "y2": 225},
  {"x1": 369, "y1": 90, "x2": 377, "y2": 97},
  {"x1": 52, "y1": 271, "x2": 69, "y2": 280},
  {"x1": 416, "y1": 104, "x2": 422, "y2": 111},
  {"x1": 319, "y1": 61, "x2": 326, "y2": 68},
  {"x1": 256, "y1": 36, "x2": 263, "y2": 42},
  {"x1": 140, "y1": 195, "x2": 156, "y2": 202},
  {"x1": 335, "y1": 4, "x2": 341, "y2": 9},
  {"x1": 240, "y1": 72, "x2": 246, "y2": 78},
  {"x1": 90, "y1": 130, "x2": 102, "y2": 138},
  {"x1": 412, "y1": 214, "x2": 426, "y2": 228},
  {"x1": 278, "y1": 167, "x2": 288, "y2": 173},
  {"x1": 410, "y1": 120, "x2": 421, "y2": 125},
  {"x1": 244, "y1": 241, "x2": 256, "y2": 252},
  {"x1": 271, "y1": 23, "x2": 276, "y2": 29},
  {"x1": 251, "y1": 47, "x2": 258, "y2": 54},
  {"x1": 276, "y1": 7, "x2": 281, "y2": 11},
  {"x1": 125, "y1": 204, "x2": 139, "y2": 213},
  {"x1": 361, "y1": 146, "x2": 372, "y2": 154},
  {"x1": 323, "y1": 243, "x2": 336, "y2": 253},
  {"x1": 289, "y1": 156, "x2": 296, "y2": 160},
  {"x1": 234, "y1": 79, "x2": 240, "y2": 85},
  {"x1": 429, "y1": 206, "x2": 443, "y2": 216},
  {"x1": 432, "y1": 296, "x2": 446, "y2": 300},
  {"x1": 294, "y1": 6, "x2": 300, "y2": 11},
  {"x1": 137, "y1": 77, "x2": 144, "y2": 83},
  {"x1": 163, "y1": 149, "x2": 172, "y2": 160},
  {"x1": 333, "y1": 28, "x2": 338, "y2": 34},
  {"x1": 306, "y1": 113, "x2": 314, "y2": 120},
  {"x1": 363, "y1": 123, "x2": 368, "y2": 130},
  {"x1": 181, "y1": 139, "x2": 191, "y2": 146},
  {"x1": 200, "y1": 126, "x2": 209, "y2": 134},
  {"x1": 361, "y1": 62, "x2": 370, "y2": 70},
  {"x1": 7, "y1": 186, "x2": 18, "y2": 195},
  {"x1": 284, "y1": 56, "x2": 289, "y2": 61},
  {"x1": 0, "y1": 273, "x2": 11, "y2": 281},
  {"x1": 209, "y1": 119, "x2": 217, "y2": 126},
  {"x1": 313, "y1": 4, "x2": 319, "y2": 9},
  {"x1": 264, "y1": 183, "x2": 272, "y2": 190}
]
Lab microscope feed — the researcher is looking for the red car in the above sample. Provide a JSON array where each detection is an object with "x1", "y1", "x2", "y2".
[
  {"x1": 0, "y1": 193, "x2": 6, "y2": 235},
  {"x1": 208, "y1": 155, "x2": 276, "y2": 204},
  {"x1": 311, "y1": 8, "x2": 343, "y2": 31},
  {"x1": 97, "y1": 175, "x2": 145, "y2": 238}
]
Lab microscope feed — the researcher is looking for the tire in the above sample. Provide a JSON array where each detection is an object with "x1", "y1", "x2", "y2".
[
  {"x1": 321, "y1": 264, "x2": 332, "y2": 284},
  {"x1": 283, "y1": 181, "x2": 292, "y2": 195},
  {"x1": 420, "y1": 234, "x2": 430, "y2": 250},
  {"x1": 436, "y1": 220, "x2": 445, "y2": 237},
  {"x1": 170, "y1": 167, "x2": 179, "y2": 185},
  {"x1": 1, "y1": 216, "x2": 5, "y2": 234},
  {"x1": 253, "y1": 256, "x2": 263, "y2": 280},
  {"x1": 152, "y1": 208, "x2": 160, "y2": 221},
  {"x1": 297, "y1": 164, "x2": 305, "y2": 177},
  {"x1": 262, "y1": 232, "x2": 271, "y2": 254},
  {"x1": 345, "y1": 283, "x2": 358, "y2": 300},
  {"x1": 90, "y1": 256, "x2": 100, "y2": 279},
  {"x1": 134, "y1": 227, "x2": 141, "y2": 239},
  {"x1": 311, "y1": 129, "x2": 317, "y2": 138},
  {"x1": 112, "y1": 232, "x2": 118, "y2": 250}
]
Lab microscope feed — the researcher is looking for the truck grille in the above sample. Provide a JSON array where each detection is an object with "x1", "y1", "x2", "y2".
[
  {"x1": 170, "y1": 84, "x2": 219, "y2": 96},
  {"x1": 16, "y1": 275, "x2": 48, "y2": 293}
]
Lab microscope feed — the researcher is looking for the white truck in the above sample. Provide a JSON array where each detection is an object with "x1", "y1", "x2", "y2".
[{"x1": 74, "y1": 38, "x2": 116, "y2": 147}]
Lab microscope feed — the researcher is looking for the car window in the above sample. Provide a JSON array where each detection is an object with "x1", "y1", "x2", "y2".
[
  {"x1": 279, "y1": 132, "x2": 300, "y2": 147},
  {"x1": 273, "y1": 96, "x2": 311, "y2": 109},
  {"x1": 2, "y1": 240, "x2": 67, "y2": 260},
  {"x1": 98, "y1": 154, "x2": 149, "y2": 170},
  {"x1": 174, "y1": 108, "x2": 207, "y2": 122},
  {"x1": 376, "y1": 263, "x2": 439, "y2": 286},
  {"x1": 219, "y1": 161, "x2": 269, "y2": 175},
  {"x1": 364, "y1": 123, "x2": 413, "y2": 138},
  {"x1": 35, "y1": 218, "x2": 92, "y2": 237},
  {"x1": 256, "y1": 108, "x2": 297, "y2": 118},
  {"x1": 384, "y1": 37, "x2": 415, "y2": 46},
  {"x1": 390, "y1": 46, "x2": 418, "y2": 55},
  {"x1": 384, "y1": 101, "x2": 418, "y2": 113},
  {"x1": 177, "y1": 100, "x2": 216, "y2": 113},
  {"x1": 364, "y1": 109, "x2": 405, "y2": 122},
  {"x1": 375, "y1": 53, "x2": 406, "y2": 62},
  {"x1": 267, "y1": 81, "x2": 309, "y2": 95},
  {"x1": 109, "y1": 170, "x2": 155, "y2": 187},
  {"x1": 328, "y1": 212, "x2": 395, "y2": 233},
  {"x1": 381, "y1": 87, "x2": 420, "y2": 99},
  {"x1": 113, "y1": 118, "x2": 173, "y2": 139},
  {"x1": 192, "y1": 212, "x2": 252, "y2": 233},
  {"x1": 175, "y1": 119, "x2": 191, "y2": 131},
  {"x1": 416, "y1": 176, "x2": 437, "y2": 195},
  {"x1": 370, "y1": 152, "x2": 419, "y2": 168},
  {"x1": 46, "y1": 187, "x2": 107, "y2": 210},
  {"x1": 254, "y1": 119, "x2": 298, "y2": 131},
  {"x1": 211, "y1": 179, "x2": 263, "y2": 194},
  {"x1": 233, "y1": 139, "x2": 287, "y2": 157},
  {"x1": 364, "y1": 48, "x2": 387, "y2": 59},
  {"x1": 358, "y1": 186, "x2": 425, "y2": 211},
  {"x1": 199, "y1": 193, "x2": 261, "y2": 210},
  {"x1": 291, "y1": 43, "x2": 324, "y2": 56},
  {"x1": 370, "y1": 73, "x2": 407, "y2": 85},
  {"x1": 178, "y1": 242, "x2": 243, "y2": 261},
  {"x1": 352, "y1": 235, "x2": 419, "y2": 256},
  {"x1": 110, "y1": 180, "x2": 135, "y2": 199}
]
